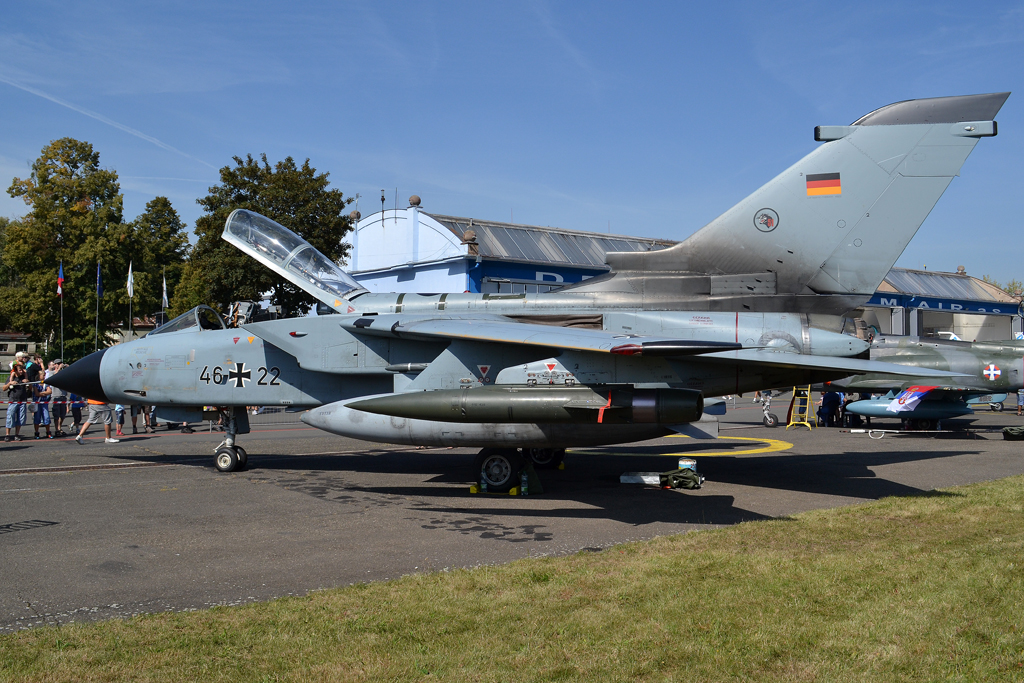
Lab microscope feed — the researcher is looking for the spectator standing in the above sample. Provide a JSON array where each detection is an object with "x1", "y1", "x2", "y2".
[
  {"x1": 24, "y1": 354, "x2": 42, "y2": 384},
  {"x1": 130, "y1": 404, "x2": 151, "y2": 434},
  {"x1": 69, "y1": 391, "x2": 83, "y2": 431},
  {"x1": 32, "y1": 381, "x2": 53, "y2": 439},
  {"x1": 4, "y1": 364, "x2": 30, "y2": 441},
  {"x1": 115, "y1": 404, "x2": 125, "y2": 437},
  {"x1": 50, "y1": 362, "x2": 69, "y2": 437},
  {"x1": 818, "y1": 391, "x2": 842, "y2": 427},
  {"x1": 75, "y1": 399, "x2": 120, "y2": 444}
]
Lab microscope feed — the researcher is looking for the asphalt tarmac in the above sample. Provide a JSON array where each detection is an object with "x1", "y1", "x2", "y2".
[{"x1": 3, "y1": 403, "x2": 1024, "y2": 633}]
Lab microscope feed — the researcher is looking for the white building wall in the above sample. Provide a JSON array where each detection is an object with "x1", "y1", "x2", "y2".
[
  {"x1": 353, "y1": 259, "x2": 469, "y2": 294},
  {"x1": 351, "y1": 207, "x2": 466, "y2": 273},
  {"x1": 953, "y1": 313, "x2": 1012, "y2": 342}
]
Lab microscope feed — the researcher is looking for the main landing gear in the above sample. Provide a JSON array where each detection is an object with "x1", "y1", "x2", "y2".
[
  {"x1": 474, "y1": 447, "x2": 565, "y2": 493},
  {"x1": 212, "y1": 407, "x2": 252, "y2": 473}
]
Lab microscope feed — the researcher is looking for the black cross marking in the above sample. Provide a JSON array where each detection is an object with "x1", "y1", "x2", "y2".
[{"x1": 228, "y1": 362, "x2": 251, "y2": 388}]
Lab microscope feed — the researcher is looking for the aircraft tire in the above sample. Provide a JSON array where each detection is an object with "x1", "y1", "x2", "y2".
[
  {"x1": 214, "y1": 447, "x2": 239, "y2": 473},
  {"x1": 475, "y1": 448, "x2": 523, "y2": 493},
  {"x1": 235, "y1": 447, "x2": 248, "y2": 468},
  {"x1": 763, "y1": 413, "x2": 779, "y2": 428},
  {"x1": 991, "y1": 402, "x2": 1004, "y2": 412},
  {"x1": 525, "y1": 447, "x2": 564, "y2": 469}
]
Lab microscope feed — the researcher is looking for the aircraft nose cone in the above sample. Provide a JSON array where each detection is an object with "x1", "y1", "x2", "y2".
[{"x1": 46, "y1": 348, "x2": 110, "y2": 402}]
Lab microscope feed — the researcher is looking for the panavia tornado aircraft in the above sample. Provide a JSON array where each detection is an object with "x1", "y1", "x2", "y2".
[
  {"x1": 48, "y1": 92, "x2": 1006, "y2": 488},
  {"x1": 838, "y1": 336, "x2": 1024, "y2": 428}
]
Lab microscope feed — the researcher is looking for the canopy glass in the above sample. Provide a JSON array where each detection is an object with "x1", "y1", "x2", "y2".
[
  {"x1": 222, "y1": 209, "x2": 366, "y2": 309},
  {"x1": 149, "y1": 305, "x2": 226, "y2": 336}
]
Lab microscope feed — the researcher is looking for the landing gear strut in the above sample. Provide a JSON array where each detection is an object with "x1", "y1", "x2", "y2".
[
  {"x1": 760, "y1": 391, "x2": 780, "y2": 428},
  {"x1": 213, "y1": 407, "x2": 252, "y2": 473}
]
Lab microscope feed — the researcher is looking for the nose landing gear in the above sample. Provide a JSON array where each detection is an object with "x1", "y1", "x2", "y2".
[{"x1": 212, "y1": 407, "x2": 252, "y2": 473}]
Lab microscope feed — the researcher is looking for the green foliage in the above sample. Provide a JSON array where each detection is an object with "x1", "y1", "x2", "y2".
[
  {"x1": 176, "y1": 154, "x2": 353, "y2": 316},
  {"x1": 167, "y1": 260, "x2": 212, "y2": 318},
  {"x1": 982, "y1": 274, "x2": 1024, "y2": 297},
  {"x1": 0, "y1": 216, "x2": 12, "y2": 330},
  {"x1": 0, "y1": 138, "x2": 189, "y2": 359},
  {"x1": 130, "y1": 196, "x2": 190, "y2": 316},
  {"x1": 1, "y1": 138, "x2": 129, "y2": 356}
]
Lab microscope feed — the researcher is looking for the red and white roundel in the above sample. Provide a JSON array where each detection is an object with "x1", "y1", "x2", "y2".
[{"x1": 984, "y1": 364, "x2": 1001, "y2": 380}]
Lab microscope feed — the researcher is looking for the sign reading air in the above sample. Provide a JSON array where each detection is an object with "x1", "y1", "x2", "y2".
[{"x1": 806, "y1": 172, "x2": 841, "y2": 196}]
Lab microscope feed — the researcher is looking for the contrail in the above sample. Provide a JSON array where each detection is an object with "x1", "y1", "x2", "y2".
[{"x1": 0, "y1": 74, "x2": 217, "y2": 170}]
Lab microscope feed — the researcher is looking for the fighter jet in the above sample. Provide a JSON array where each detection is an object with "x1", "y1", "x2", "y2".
[
  {"x1": 839, "y1": 336, "x2": 1024, "y2": 428},
  {"x1": 48, "y1": 93, "x2": 1005, "y2": 488}
]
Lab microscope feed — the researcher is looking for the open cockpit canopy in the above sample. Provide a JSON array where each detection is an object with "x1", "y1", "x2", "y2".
[{"x1": 222, "y1": 209, "x2": 367, "y2": 311}]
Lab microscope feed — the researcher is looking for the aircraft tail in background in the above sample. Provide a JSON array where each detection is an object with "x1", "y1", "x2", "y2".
[{"x1": 574, "y1": 92, "x2": 1009, "y2": 315}]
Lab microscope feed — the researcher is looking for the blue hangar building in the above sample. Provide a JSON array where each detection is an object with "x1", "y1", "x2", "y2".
[{"x1": 347, "y1": 197, "x2": 672, "y2": 295}]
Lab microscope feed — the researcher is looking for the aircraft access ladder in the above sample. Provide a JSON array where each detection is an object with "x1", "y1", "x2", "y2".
[{"x1": 787, "y1": 386, "x2": 816, "y2": 430}]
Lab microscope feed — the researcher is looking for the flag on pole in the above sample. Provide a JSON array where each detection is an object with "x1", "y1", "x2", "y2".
[
  {"x1": 127, "y1": 261, "x2": 134, "y2": 298},
  {"x1": 97, "y1": 263, "x2": 103, "y2": 299},
  {"x1": 57, "y1": 262, "x2": 64, "y2": 296},
  {"x1": 162, "y1": 274, "x2": 169, "y2": 308}
]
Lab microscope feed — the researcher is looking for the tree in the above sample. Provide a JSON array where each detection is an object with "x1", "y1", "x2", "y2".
[
  {"x1": 0, "y1": 216, "x2": 12, "y2": 331},
  {"x1": 1, "y1": 138, "x2": 131, "y2": 357},
  {"x1": 131, "y1": 196, "x2": 190, "y2": 315},
  {"x1": 172, "y1": 154, "x2": 352, "y2": 316},
  {"x1": 982, "y1": 274, "x2": 1024, "y2": 298}
]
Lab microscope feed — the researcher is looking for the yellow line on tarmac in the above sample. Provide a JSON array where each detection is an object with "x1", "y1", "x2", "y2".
[
  {"x1": 663, "y1": 435, "x2": 793, "y2": 456},
  {"x1": 567, "y1": 436, "x2": 793, "y2": 458}
]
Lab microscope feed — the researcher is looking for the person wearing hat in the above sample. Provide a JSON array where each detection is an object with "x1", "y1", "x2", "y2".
[{"x1": 10, "y1": 351, "x2": 26, "y2": 371}]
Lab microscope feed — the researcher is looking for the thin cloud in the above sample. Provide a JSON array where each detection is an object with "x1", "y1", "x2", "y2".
[
  {"x1": 529, "y1": 0, "x2": 602, "y2": 96},
  {"x1": 0, "y1": 74, "x2": 216, "y2": 170}
]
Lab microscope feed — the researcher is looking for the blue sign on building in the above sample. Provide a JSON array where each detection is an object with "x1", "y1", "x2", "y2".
[{"x1": 868, "y1": 293, "x2": 1022, "y2": 316}]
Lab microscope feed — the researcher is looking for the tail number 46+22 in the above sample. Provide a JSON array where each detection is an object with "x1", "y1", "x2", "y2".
[{"x1": 199, "y1": 363, "x2": 280, "y2": 388}]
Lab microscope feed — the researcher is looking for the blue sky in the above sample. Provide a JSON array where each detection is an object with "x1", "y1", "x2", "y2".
[{"x1": 1, "y1": 1, "x2": 1021, "y2": 283}]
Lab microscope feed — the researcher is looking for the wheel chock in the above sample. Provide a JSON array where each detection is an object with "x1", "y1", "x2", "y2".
[{"x1": 468, "y1": 485, "x2": 526, "y2": 496}]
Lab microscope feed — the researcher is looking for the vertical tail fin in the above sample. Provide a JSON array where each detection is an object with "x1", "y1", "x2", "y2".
[{"x1": 599, "y1": 93, "x2": 1008, "y2": 308}]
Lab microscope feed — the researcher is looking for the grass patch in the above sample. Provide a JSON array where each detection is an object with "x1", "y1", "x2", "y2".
[{"x1": 3, "y1": 477, "x2": 1024, "y2": 681}]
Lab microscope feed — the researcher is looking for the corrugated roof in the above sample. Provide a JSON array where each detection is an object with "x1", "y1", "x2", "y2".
[
  {"x1": 882, "y1": 268, "x2": 1017, "y2": 303},
  {"x1": 426, "y1": 213, "x2": 674, "y2": 268}
]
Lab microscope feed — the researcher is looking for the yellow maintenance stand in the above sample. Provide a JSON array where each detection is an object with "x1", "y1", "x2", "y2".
[{"x1": 787, "y1": 386, "x2": 816, "y2": 430}]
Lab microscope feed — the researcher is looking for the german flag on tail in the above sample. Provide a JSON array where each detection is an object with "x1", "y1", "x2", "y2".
[{"x1": 806, "y1": 172, "x2": 841, "y2": 196}]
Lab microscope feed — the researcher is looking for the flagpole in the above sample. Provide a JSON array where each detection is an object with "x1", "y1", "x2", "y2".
[
  {"x1": 127, "y1": 260, "x2": 135, "y2": 342},
  {"x1": 59, "y1": 261, "x2": 64, "y2": 360},
  {"x1": 95, "y1": 262, "x2": 100, "y2": 351}
]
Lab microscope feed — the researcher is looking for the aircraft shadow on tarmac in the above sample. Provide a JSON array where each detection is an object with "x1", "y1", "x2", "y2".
[{"x1": 101, "y1": 439, "x2": 972, "y2": 529}]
